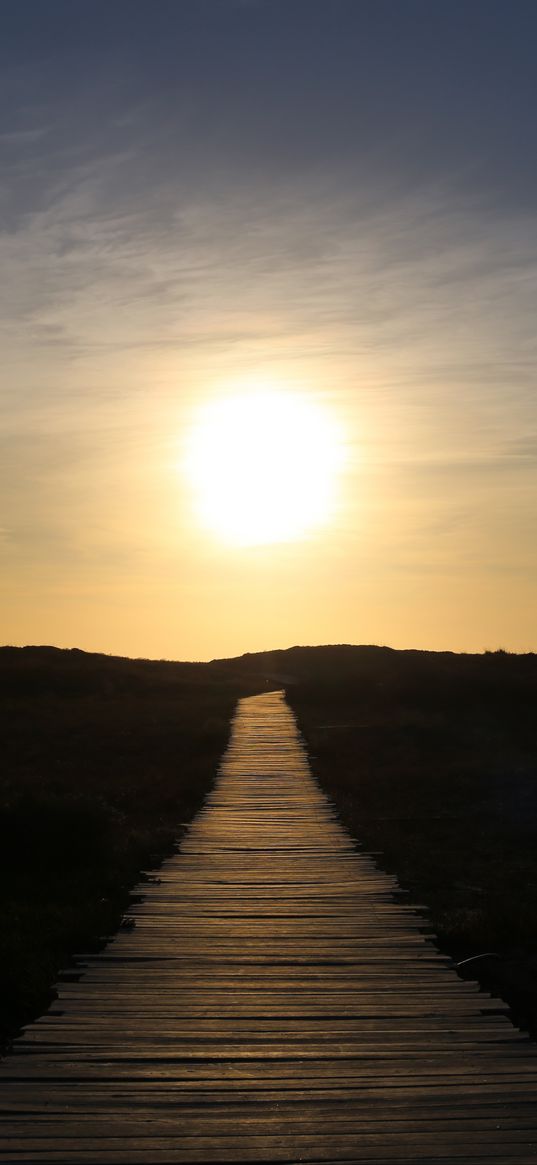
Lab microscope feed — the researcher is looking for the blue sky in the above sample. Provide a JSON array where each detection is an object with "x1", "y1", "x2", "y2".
[
  {"x1": 3, "y1": 0, "x2": 537, "y2": 203},
  {"x1": 2, "y1": 0, "x2": 537, "y2": 657}
]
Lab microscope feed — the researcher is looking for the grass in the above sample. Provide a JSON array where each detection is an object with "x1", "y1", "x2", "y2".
[
  {"x1": 3, "y1": 641, "x2": 537, "y2": 1044},
  {"x1": 283, "y1": 645, "x2": 537, "y2": 1033},
  {"x1": 0, "y1": 646, "x2": 264, "y2": 1048}
]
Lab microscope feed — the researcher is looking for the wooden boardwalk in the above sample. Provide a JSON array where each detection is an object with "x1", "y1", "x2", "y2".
[{"x1": 1, "y1": 690, "x2": 536, "y2": 1162}]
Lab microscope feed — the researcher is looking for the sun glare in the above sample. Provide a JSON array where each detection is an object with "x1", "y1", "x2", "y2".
[{"x1": 185, "y1": 388, "x2": 344, "y2": 546}]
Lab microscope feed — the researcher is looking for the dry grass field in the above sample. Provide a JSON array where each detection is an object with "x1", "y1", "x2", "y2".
[
  {"x1": 3, "y1": 642, "x2": 537, "y2": 1047},
  {"x1": 282, "y1": 645, "x2": 537, "y2": 1034},
  {"x1": 0, "y1": 646, "x2": 264, "y2": 1047}
]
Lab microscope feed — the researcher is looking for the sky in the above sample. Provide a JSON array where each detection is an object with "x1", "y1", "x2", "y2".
[{"x1": 2, "y1": 0, "x2": 537, "y2": 660}]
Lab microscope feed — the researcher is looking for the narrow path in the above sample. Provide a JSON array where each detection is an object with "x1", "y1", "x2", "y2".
[{"x1": 1, "y1": 691, "x2": 536, "y2": 1162}]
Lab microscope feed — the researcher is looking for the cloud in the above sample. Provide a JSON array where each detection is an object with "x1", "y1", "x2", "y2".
[
  {"x1": 3, "y1": 159, "x2": 537, "y2": 361},
  {"x1": 502, "y1": 435, "x2": 537, "y2": 463},
  {"x1": 2, "y1": 102, "x2": 537, "y2": 590},
  {"x1": 0, "y1": 126, "x2": 50, "y2": 145}
]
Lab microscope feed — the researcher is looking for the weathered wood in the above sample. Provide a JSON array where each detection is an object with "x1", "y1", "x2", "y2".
[{"x1": 0, "y1": 690, "x2": 535, "y2": 1162}]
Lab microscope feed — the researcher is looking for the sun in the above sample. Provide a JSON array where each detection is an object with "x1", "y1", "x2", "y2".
[{"x1": 185, "y1": 387, "x2": 343, "y2": 546}]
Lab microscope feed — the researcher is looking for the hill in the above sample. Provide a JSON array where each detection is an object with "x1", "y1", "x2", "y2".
[
  {"x1": 273, "y1": 645, "x2": 537, "y2": 1034},
  {"x1": 0, "y1": 646, "x2": 264, "y2": 1047},
  {"x1": 2, "y1": 641, "x2": 537, "y2": 1043}
]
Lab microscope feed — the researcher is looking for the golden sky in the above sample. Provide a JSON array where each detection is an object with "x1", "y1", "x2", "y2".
[{"x1": 2, "y1": 2, "x2": 537, "y2": 659}]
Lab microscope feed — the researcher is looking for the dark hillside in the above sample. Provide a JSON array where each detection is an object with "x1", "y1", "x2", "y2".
[
  {"x1": 3, "y1": 641, "x2": 537, "y2": 1046},
  {"x1": 0, "y1": 646, "x2": 212, "y2": 698},
  {"x1": 0, "y1": 646, "x2": 263, "y2": 1047},
  {"x1": 281, "y1": 645, "x2": 537, "y2": 1034}
]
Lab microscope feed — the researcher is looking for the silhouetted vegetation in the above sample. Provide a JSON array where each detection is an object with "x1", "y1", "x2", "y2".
[
  {"x1": 0, "y1": 646, "x2": 264, "y2": 1048},
  {"x1": 280, "y1": 645, "x2": 537, "y2": 1034},
  {"x1": 3, "y1": 641, "x2": 537, "y2": 1046}
]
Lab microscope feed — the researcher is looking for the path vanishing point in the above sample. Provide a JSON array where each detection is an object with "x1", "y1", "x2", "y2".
[{"x1": 1, "y1": 691, "x2": 536, "y2": 1162}]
